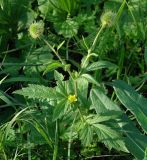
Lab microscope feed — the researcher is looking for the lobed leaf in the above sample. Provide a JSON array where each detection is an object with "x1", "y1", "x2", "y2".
[
  {"x1": 90, "y1": 87, "x2": 147, "y2": 159},
  {"x1": 14, "y1": 84, "x2": 56, "y2": 102}
]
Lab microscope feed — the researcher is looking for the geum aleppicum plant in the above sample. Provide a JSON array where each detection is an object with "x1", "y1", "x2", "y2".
[{"x1": 14, "y1": 11, "x2": 131, "y2": 160}]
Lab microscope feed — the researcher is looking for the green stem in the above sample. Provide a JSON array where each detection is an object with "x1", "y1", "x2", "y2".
[
  {"x1": 81, "y1": 50, "x2": 91, "y2": 69},
  {"x1": 42, "y1": 37, "x2": 76, "y2": 91},
  {"x1": 42, "y1": 38, "x2": 65, "y2": 65},
  {"x1": 52, "y1": 121, "x2": 59, "y2": 160},
  {"x1": 79, "y1": 25, "x2": 105, "y2": 75},
  {"x1": 2, "y1": 149, "x2": 7, "y2": 160},
  {"x1": 90, "y1": 24, "x2": 105, "y2": 52},
  {"x1": 66, "y1": 39, "x2": 70, "y2": 60},
  {"x1": 27, "y1": 132, "x2": 31, "y2": 160},
  {"x1": 117, "y1": 45, "x2": 125, "y2": 79},
  {"x1": 13, "y1": 147, "x2": 18, "y2": 160},
  {"x1": 126, "y1": 1, "x2": 137, "y2": 24},
  {"x1": 23, "y1": 43, "x2": 34, "y2": 70},
  {"x1": 67, "y1": 112, "x2": 77, "y2": 160},
  {"x1": 67, "y1": 139, "x2": 71, "y2": 160}
]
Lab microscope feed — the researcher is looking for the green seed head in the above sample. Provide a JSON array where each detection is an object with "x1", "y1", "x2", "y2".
[
  {"x1": 29, "y1": 21, "x2": 44, "y2": 39},
  {"x1": 100, "y1": 11, "x2": 116, "y2": 27}
]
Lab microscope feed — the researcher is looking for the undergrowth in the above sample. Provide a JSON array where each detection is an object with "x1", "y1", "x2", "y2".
[{"x1": 0, "y1": 0, "x2": 147, "y2": 159}]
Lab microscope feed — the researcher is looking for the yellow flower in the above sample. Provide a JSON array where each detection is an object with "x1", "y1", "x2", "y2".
[
  {"x1": 29, "y1": 21, "x2": 44, "y2": 39},
  {"x1": 68, "y1": 94, "x2": 77, "y2": 103}
]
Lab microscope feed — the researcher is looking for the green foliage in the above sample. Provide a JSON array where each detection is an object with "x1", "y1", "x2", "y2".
[
  {"x1": 145, "y1": 46, "x2": 147, "y2": 65},
  {"x1": 0, "y1": 0, "x2": 36, "y2": 51},
  {"x1": 78, "y1": 114, "x2": 128, "y2": 152},
  {"x1": 14, "y1": 71, "x2": 129, "y2": 153},
  {"x1": 113, "y1": 80, "x2": 147, "y2": 133},
  {"x1": 86, "y1": 60, "x2": 118, "y2": 72},
  {"x1": 0, "y1": 0, "x2": 147, "y2": 159},
  {"x1": 14, "y1": 84, "x2": 56, "y2": 102},
  {"x1": 90, "y1": 87, "x2": 147, "y2": 160},
  {"x1": 57, "y1": 18, "x2": 79, "y2": 38},
  {"x1": 90, "y1": 89, "x2": 120, "y2": 113}
]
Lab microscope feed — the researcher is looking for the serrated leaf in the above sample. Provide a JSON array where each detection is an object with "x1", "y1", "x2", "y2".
[
  {"x1": 38, "y1": 0, "x2": 53, "y2": 19},
  {"x1": 13, "y1": 84, "x2": 56, "y2": 101},
  {"x1": 52, "y1": 0, "x2": 78, "y2": 14},
  {"x1": 58, "y1": 18, "x2": 79, "y2": 38},
  {"x1": 24, "y1": 45, "x2": 53, "y2": 75},
  {"x1": 90, "y1": 88, "x2": 147, "y2": 159},
  {"x1": 79, "y1": 122, "x2": 93, "y2": 146},
  {"x1": 53, "y1": 99, "x2": 68, "y2": 121},
  {"x1": 90, "y1": 89, "x2": 120, "y2": 113},
  {"x1": 78, "y1": 114, "x2": 128, "y2": 151},
  {"x1": 87, "y1": 111, "x2": 122, "y2": 124},
  {"x1": 76, "y1": 77, "x2": 90, "y2": 108},
  {"x1": 54, "y1": 70, "x2": 64, "y2": 81},
  {"x1": 94, "y1": 123, "x2": 127, "y2": 152}
]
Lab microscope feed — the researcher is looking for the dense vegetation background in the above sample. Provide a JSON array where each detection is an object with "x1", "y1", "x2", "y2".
[{"x1": 0, "y1": 0, "x2": 147, "y2": 159}]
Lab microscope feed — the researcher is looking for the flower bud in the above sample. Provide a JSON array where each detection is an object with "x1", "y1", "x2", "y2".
[{"x1": 29, "y1": 21, "x2": 44, "y2": 39}]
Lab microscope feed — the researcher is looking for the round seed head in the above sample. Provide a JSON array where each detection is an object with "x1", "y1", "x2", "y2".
[
  {"x1": 29, "y1": 21, "x2": 44, "y2": 39},
  {"x1": 100, "y1": 11, "x2": 116, "y2": 27}
]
